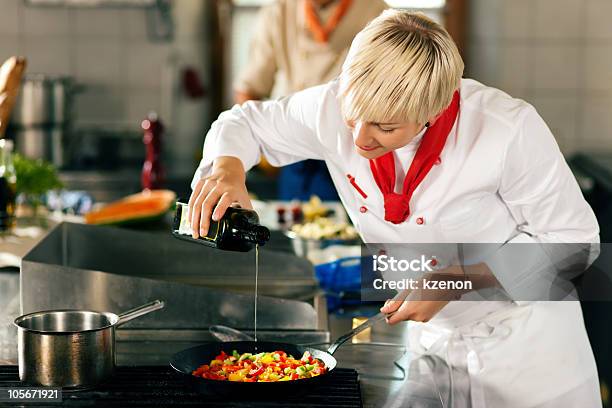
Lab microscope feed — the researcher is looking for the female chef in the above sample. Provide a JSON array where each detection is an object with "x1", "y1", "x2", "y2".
[{"x1": 188, "y1": 10, "x2": 601, "y2": 407}]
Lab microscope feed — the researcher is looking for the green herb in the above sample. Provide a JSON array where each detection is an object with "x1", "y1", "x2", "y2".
[{"x1": 13, "y1": 154, "x2": 63, "y2": 197}]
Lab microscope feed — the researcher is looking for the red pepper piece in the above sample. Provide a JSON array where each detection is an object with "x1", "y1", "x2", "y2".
[{"x1": 249, "y1": 366, "x2": 265, "y2": 378}]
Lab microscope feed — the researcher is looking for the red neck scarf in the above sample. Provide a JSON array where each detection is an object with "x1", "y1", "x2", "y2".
[{"x1": 369, "y1": 91, "x2": 460, "y2": 224}]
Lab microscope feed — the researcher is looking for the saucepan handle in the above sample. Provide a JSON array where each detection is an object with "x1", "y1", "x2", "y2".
[{"x1": 116, "y1": 300, "x2": 165, "y2": 327}]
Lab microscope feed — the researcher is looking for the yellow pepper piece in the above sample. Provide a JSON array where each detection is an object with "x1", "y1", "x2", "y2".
[
  {"x1": 228, "y1": 373, "x2": 243, "y2": 382},
  {"x1": 261, "y1": 354, "x2": 274, "y2": 364}
]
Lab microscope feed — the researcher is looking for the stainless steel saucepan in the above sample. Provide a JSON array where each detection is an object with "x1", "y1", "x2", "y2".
[{"x1": 14, "y1": 300, "x2": 165, "y2": 389}]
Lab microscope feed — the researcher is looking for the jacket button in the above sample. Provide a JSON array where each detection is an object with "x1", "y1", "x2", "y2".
[
  {"x1": 359, "y1": 206, "x2": 368, "y2": 213},
  {"x1": 416, "y1": 217, "x2": 424, "y2": 225},
  {"x1": 435, "y1": 157, "x2": 441, "y2": 165}
]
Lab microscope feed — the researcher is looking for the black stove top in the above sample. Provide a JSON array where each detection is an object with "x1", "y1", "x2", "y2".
[{"x1": 0, "y1": 366, "x2": 362, "y2": 407}]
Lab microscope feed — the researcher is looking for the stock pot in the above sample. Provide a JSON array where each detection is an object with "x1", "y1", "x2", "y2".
[{"x1": 11, "y1": 74, "x2": 74, "y2": 127}]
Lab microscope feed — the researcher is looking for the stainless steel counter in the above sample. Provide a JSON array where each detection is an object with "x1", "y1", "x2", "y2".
[
  {"x1": 0, "y1": 223, "x2": 465, "y2": 407},
  {"x1": 0, "y1": 267, "x2": 461, "y2": 407}
]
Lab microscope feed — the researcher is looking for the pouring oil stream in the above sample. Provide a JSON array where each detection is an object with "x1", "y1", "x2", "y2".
[{"x1": 254, "y1": 244, "x2": 259, "y2": 348}]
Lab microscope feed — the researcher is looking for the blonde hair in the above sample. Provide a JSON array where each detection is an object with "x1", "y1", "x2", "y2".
[{"x1": 339, "y1": 10, "x2": 464, "y2": 125}]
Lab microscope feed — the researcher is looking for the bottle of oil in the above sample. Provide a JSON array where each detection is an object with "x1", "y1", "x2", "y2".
[
  {"x1": 0, "y1": 139, "x2": 17, "y2": 232},
  {"x1": 172, "y1": 201, "x2": 270, "y2": 252}
]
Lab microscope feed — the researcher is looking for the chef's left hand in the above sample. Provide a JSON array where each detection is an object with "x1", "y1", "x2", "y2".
[
  {"x1": 380, "y1": 265, "x2": 470, "y2": 324},
  {"x1": 380, "y1": 263, "x2": 499, "y2": 324},
  {"x1": 380, "y1": 289, "x2": 452, "y2": 324}
]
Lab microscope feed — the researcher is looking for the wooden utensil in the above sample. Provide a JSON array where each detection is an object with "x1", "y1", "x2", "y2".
[{"x1": 0, "y1": 56, "x2": 27, "y2": 139}]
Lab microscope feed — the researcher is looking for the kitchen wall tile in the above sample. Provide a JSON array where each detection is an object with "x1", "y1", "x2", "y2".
[
  {"x1": 533, "y1": 45, "x2": 579, "y2": 90},
  {"x1": 500, "y1": 0, "x2": 532, "y2": 40},
  {"x1": 530, "y1": 95, "x2": 579, "y2": 153},
  {"x1": 0, "y1": 36, "x2": 24, "y2": 61},
  {"x1": 125, "y1": 42, "x2": 170, "y2": 88},
  {"x1": 466, "y1": 42, "x2": 499, "y2": 87},
  {"x1": 585, "y1": 0, "x2": 612, "y2": 40},
  {"x1": 22, "y1": 5, "x2": 72, "y2": 37},
  {"x1": 497, "y1": 45, "x2": 531, "y2": 92},
  {"x1": 468, "y1": 0, "x2": 502, "y2": 41},
  {"x1": 121, "y1": 9, "x2": 148, "y2": 41},
  {"x1": 584, "y1": 45, "x2": 612, "y2": 92},
  {"x1": 74, "y1": 85, "x2": 127, "y2": 125},
  {"x1": 534, "y1": 0, "x2": 583, "y2": 40},
  {"x1": 0, "y1": 1, "x2": 206, "y2": 159},
  {"x1": 469, "y1": 0, "x2": 612, "y2": 154},
  {"x1": 580, "y1": 95, "x2": 612, "y2": 150},
  {"x1": 75, "y1": 40, "x2": 122, "y2": 84},
  {"x1": 173, "y1": 0, "x2": 206, "y2": 40},
  {"x1": 0, "y1": 0, "x2": 20, "y2": 36},
  {"x1": 125, "y1": 87, "x2": 162, "y2": 125},
  {"x1": 577, "y1": 132, "x2": 612, "y2": 151},
  {"x1": 74, "y1": 9, "x2": 122, "y2": 38},
  {"x1": 23, "y1": 37, "x2": 73, "y2": 76},
  {"x1": 503, "y1": 87, "x2": 532, "y2": 102}
]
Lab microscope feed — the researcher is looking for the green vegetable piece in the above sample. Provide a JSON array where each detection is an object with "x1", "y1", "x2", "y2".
[{"x1": 238, "y1": 353, "x2": 252, "y2": 362}]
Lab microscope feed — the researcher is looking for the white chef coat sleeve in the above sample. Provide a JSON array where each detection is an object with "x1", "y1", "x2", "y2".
[
  {"x1": 191, "y1": 84, "x2": 329, "y2": 188},
  {"x1": 482, "y1": 105, "x2": 600, "y2": 302}
]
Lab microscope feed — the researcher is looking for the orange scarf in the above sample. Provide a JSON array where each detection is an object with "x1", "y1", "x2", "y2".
[{"x1": 304, "y1": 0, "x2": 353, "y2": 43}]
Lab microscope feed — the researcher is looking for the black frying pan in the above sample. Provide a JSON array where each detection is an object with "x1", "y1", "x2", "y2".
[{"x1": 169, "y1": 312, "x2": 389, "y2": 397}]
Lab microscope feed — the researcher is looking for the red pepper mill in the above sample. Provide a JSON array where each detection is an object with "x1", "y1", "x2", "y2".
[{"x1": 141, "y1": 112, "x2": 165, "y2": 190}]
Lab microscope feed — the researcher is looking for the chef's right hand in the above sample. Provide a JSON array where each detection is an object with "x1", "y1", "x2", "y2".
[{"x1": 188, "y1": 156, "x2": 252, "y2": 239}]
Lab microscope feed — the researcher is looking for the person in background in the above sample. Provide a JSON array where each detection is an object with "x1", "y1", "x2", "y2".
[{"x1": 234, "y1": 0, "x2": 387, "y2": 201}]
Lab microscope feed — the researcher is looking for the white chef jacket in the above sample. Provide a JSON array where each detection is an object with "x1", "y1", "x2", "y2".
[
  {"x1": 235, "y1": 0, "x2": 387, "y2": 98},
  {"x1": 192, "y1": 78, "x2": 602, "y2": 407}
]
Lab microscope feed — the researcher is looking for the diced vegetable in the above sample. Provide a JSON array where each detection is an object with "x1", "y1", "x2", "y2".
[
  {"x1": 191, "y1": 349, "x2": 327, "y2": 383},
  {"x1": 228, "y1": 373, "x2": 243, "y2": 382},
  {"x1": 290, "y1": 217, "x2": 358, "y2": 240},
  {"x1": 260, "y1": 354, "x2": 274, "y2": 364}
]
